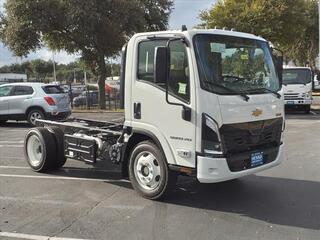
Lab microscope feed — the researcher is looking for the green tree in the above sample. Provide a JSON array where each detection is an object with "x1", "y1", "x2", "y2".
[
  {"x1": 0, "y1": 0, "x2": 173, "y2": 109},
  {"x1": 282, "y1": 0, "x2": 319, "y2": 68},
  {"x1": 199, "y1": 0, "x2": 319, "y2": 69},
  {"x1": 30, "y1": 59, "x2": 53, "y2": 82}
]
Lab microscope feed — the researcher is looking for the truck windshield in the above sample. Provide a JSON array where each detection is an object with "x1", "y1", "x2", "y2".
[
  {"x1": 194, "y1": 34, "x2": 279, "y2": 95},
  {"x1": 283, "y1": 69, "x2": 312, "y2": 85}
]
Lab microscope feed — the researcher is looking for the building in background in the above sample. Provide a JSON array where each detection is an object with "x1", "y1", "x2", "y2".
[{"x1": 0, "y1": 73, "x2": 27, "y2": 85}]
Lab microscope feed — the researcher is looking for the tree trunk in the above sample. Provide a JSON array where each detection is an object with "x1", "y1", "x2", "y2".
[{"x1": 98, "y1": 54, "x2": 107, "y2": 110}]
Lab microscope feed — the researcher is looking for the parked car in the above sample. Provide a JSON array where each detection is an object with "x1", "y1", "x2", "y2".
[
  {"x1": 0, "y1": 83, "x2": 71, "y2": 126},
  {"x1": 73, "y1": 91, "x2": 99, "y2": 107},
  {"x1": 71, "y1": 85, "x2": 86, "y2": 97}
]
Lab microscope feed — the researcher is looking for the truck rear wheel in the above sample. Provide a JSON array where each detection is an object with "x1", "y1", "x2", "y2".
[
  {"x1": 0, "y1": 120, "x2": 7, "y2": 125},
  {"x1": 129, "y1": 141, "x2": 177, "y2": 200},
  {"x1": 48, "y1": 126, "x2": 67, "y2": 169},
  {"x1": 24, "y1": 127, "x2": 57, "y2": 172}
]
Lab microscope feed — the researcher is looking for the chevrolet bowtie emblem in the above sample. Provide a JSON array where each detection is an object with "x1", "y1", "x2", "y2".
[{"x1": 252, "y1": 108, "x2": 263, "y2": 117}]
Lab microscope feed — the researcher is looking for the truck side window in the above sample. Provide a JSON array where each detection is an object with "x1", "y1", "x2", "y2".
[
  {"x1": 138, "y1": 39, "x2": 190, "y2": 102},
  {"x1": 138, "y1": 40, "x2": 167, "y2": 83},
  {"x1": 168, "y1": 40, "x2": 190, "y2": 102}
]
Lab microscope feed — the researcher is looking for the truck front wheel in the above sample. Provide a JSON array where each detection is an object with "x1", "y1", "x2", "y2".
[
  {"x1": 24, "y1": 127, "x2": 57, "y2": 172},
  {"x1": 129, "y1": 141, "x2": 177, "y2": 200},
  {"x1": 304, "y1": 105, "x2": 311, "y2": 114}
]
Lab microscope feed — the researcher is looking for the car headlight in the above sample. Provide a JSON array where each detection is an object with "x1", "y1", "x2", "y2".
[{"x1": 202, "y1": 114, "x2": 223, "y2": 155}]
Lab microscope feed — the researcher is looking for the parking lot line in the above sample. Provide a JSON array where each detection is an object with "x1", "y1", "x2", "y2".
[
  {"x1": 310, "y1": 111, "x2": 318, "y2": 115},
  {"x1": 0, "y1": 145, "x2": 23, "y2": 148},
  {"x1": 0, "y1": 166, "x2": 29, "y2": 169},
  {"x1": 0, "y1": 231, "x2": 93, "y2": 240},
  {"x1": 0, "y1": 196, "x2": 88, "y2": 206},
  {"x1": 0, "y1": 165, "x2": 121, "y2": 174},
  {"x1": 0, "y1": 173, "x2": 129, "y2": 183},
  {"x1": 0, "y1": 140, "x2": 24, "y2": 143}
]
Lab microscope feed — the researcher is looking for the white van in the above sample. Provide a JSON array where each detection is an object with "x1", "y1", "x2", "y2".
[{"x1": 283, "y1": 67, "x2": 313, "y2": 113}]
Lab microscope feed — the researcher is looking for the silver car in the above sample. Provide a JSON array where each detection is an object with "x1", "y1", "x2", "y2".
[{"x1": 0, "y1": 83, "x2": 71, "y2": 126}]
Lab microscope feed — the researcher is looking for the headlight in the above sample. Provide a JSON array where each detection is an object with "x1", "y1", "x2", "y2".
[
  {"x1": 301, "y1": 91, "x2": 312, "y2": 98},
  {"x1": 306, "y1": 91, "x2": 312, "y2": 98},
  {"x1": 202, "y1": 114, "x2": 223, "y2": 155}
]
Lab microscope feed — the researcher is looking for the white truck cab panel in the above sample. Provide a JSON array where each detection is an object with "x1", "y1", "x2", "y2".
[
  {"x1": 283, "y1": 67, "x2": 313, "y2": 113},
  {"x1": 126, "y1": 33, "x2": 197, "y2": 168},
  {"x1": 124, "y1": 29, "x2": 285, "y2": 182}
]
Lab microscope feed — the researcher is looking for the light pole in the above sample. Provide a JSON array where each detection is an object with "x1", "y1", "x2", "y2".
[{"x1": 52, "y1": 52, "x2": 57, "y2": 82}]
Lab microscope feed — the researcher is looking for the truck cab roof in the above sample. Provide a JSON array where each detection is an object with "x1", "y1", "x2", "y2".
[{"x1": 131, "y1": 28, "x2": 267, "y2": 42}]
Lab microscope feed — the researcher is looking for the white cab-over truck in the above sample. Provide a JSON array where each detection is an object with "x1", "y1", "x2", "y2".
[
  {"x1": 283, "y1": 67, "x2": 313, "y2": 113},
  {"x1": 24, "y1": 28, "x2": 285, "y2": 200}
]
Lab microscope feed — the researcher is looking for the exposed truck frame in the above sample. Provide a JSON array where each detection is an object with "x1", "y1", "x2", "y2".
[{"x1": 24, "y1": 27, "x2": 285, "y2": 200}]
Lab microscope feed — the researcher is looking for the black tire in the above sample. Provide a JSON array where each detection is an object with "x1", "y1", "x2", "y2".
[
  {"x1": 128, "y1": 141, "x2": 177, "y2": 200},
  {"x1": 27, "y1": 108, "x2": 45, "y2": 126},
  {"x1": 304, "y1": 105, "x2": 311, "y2": 114},
  {"x1": 24, "y1": 127, "x2": 57, "y2": 172},
  {"x1": 47, "y1": 126, "x2": 67, "y2": 169},
  {"x1": 0, "y1": 120, "x2": 7, "y2": 125}
]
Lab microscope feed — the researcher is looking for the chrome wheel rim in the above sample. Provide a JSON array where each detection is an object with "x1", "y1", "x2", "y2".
[
  {"x1": 27, "y1": 135, "x2": 43, "y2": 167},
  {"x1": 30, "y1": 112, "x2": 42, "y2": 125},
  {"x1": 134, "y1": 151, "x2": 162, "y2": 191}
]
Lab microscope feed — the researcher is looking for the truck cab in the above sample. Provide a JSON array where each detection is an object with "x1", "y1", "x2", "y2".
[
  {"x1": 122, "y1": 29, "x2": 284, "y2": 191},
  {"x1": 283, "y1": 67, "x2": 313, "y2": 113},
  {"x1": 24, "y1": 28, "x2": 285, "y2": 200}
]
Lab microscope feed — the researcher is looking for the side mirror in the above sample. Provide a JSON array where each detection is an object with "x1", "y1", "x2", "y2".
[
  {"x1": 154, "y1": 47, "x2": 169, "y2": 84},
  {"x1": 274, "y1": 55, "x2": 283, "y2": 85}
]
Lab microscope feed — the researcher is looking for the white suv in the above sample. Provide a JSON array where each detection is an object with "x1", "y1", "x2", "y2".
[{"x1": 0, "y1": 83, "x2": 71, "y2": 126}]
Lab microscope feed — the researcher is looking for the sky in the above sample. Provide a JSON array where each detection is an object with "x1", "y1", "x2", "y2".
[{"x1": 0, "y1": 0, "x2": 215, "y2": 67}]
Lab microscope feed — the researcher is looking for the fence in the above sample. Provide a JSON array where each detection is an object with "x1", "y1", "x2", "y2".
[{"x1": 69, "y1": 87, "x2": 121, "y2": 111}]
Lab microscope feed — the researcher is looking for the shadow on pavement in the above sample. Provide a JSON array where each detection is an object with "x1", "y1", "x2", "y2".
[
  {"x1": 164, "y1": 175, "x2": 320, "y2": 230},
  {"x1": 285, "y1": 108, "x2": 320, "y2": 120},
  {"x1": 0, "y1": 121, "x2": 31, "y2": 129},
  {"x1": 32, "y1": 164, "x2": 320, "y2": 230}
]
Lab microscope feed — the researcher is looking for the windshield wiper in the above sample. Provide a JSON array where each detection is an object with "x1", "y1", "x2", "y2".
[
  {"x1": 204, "y1": 81, "x2": 250, "y2": 102},
  {"x1": 248, "y1": 88, "x2": 281, "y2": 99}
]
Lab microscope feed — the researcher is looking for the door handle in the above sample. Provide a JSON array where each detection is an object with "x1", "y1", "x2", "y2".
[{"x1": 134, "y1": 102, "x2": 141, "y2": 119}]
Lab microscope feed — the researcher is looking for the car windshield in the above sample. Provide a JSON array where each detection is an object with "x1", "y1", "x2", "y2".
[
  {"x1": 194, "y1": 34, "x2": 279, "y2": 95},
  {"x1": 283, "y1": 69, "x2": 312, "y2": 85}
]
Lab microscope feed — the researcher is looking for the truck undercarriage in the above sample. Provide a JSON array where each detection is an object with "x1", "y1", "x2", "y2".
[{"x1": 35, "y1": 118, "x2": 126, "y2": 165}]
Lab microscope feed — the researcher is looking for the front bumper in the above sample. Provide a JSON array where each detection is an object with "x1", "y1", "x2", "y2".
[
  {"x1": 197, "y1": 144, "x2": 284, "y2": 183},
  {"x1": 285, "y1": 99, "x2": 312, "y2": 105}
]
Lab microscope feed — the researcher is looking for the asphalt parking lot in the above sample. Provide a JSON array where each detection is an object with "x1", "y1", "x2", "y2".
[{"x1": 1, "y1": 111, "x2": 320, "y2": 240}]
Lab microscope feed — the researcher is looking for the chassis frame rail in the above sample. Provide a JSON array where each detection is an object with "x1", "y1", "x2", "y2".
[{"x1": 35, "y1": 118, "x2": 123, "y2": 136}]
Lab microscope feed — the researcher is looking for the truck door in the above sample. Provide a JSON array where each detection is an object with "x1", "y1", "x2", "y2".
[
  {"x1": 131, "y1": 38, "x2": 196, "y2": 168},
  {"x1": 0, "y1": 85, "x2": 14, "y2": 116}
]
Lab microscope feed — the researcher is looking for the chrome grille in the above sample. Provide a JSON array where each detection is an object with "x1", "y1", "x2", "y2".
[{"x1": 284, "y1": 93, "x2": 301, "y2": 100}]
